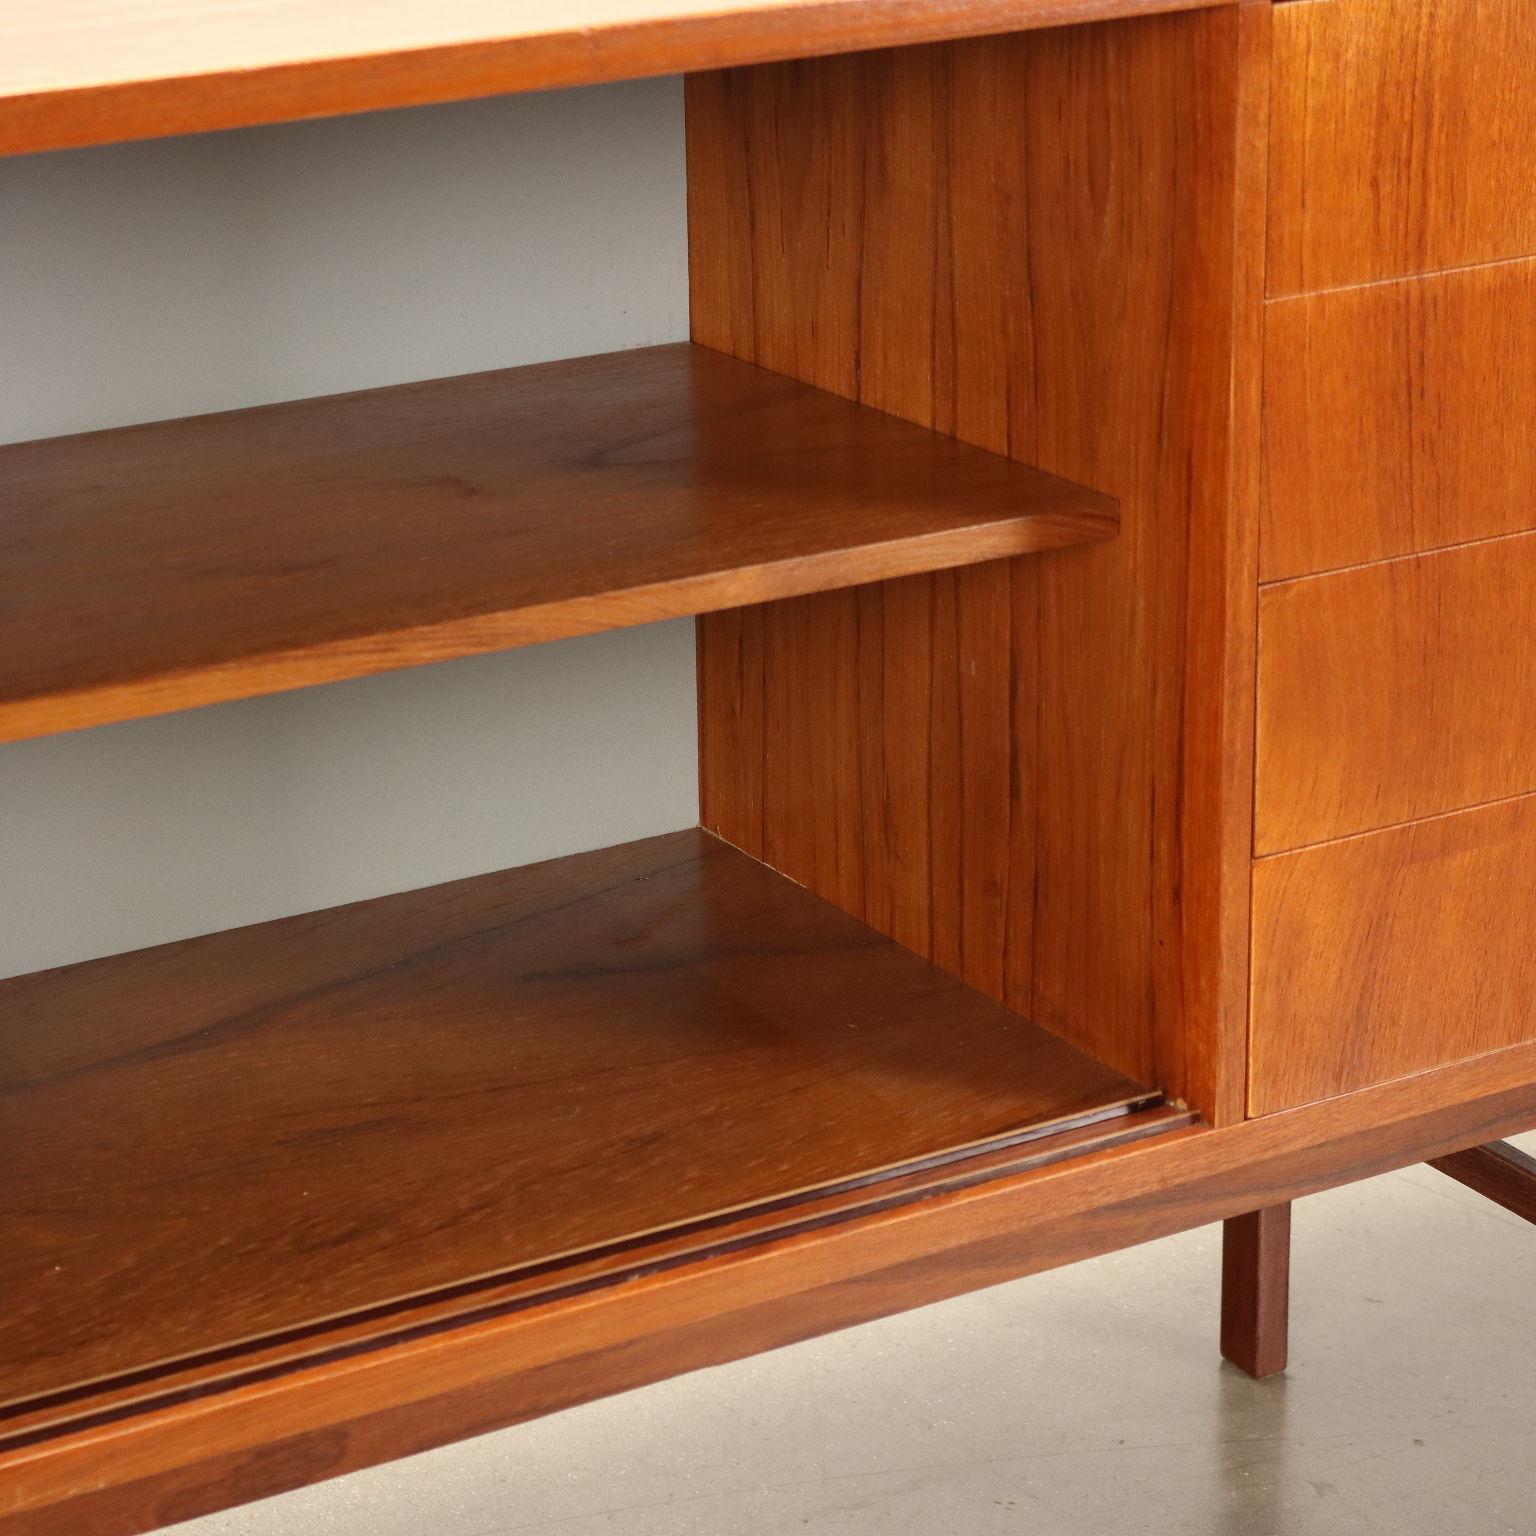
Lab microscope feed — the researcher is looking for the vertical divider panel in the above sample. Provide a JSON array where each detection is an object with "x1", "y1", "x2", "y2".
[{"x1": 687, "y1": 5, "x2": 1265, "y2": 1123}]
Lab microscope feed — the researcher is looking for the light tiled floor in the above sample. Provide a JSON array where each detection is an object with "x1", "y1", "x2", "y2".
[{"x1": 174, "y1": 1133, "x2": 1536, "y2": 1536}]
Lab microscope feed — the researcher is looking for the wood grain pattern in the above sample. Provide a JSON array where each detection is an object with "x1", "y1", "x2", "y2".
[
  {"x1": 1195, "y1": 0, "x2": 1271, "y2": 1124},
  {"x1": 1429, "y1": 1140, "x2": 1536, "y2": 1225},
  {"x1": 10, "y1": 1035, "x2": 1536, "y2": 1535},
  {"x1": 1269, "y1": 0, "x2": 1536, "y2": 296},
  {"x1": 0, "y1": 828, "x2": 1152, "y2": 1413},
  {"x1": 1264, "y1": 258, "x2": 1536, "y2": 581},
  {"x1": 1251, "y1": 796, "x2": 1536, "y2": 1112},
  {"x1": 0, "y1": 342, "x2": 1116, "y2": 746},
  {"x1": 0, "y1": 0, "x2": 1230, "y2": 157},
  {"x1": 1219, "y1": 1204, "x2": 1290, "y2": 1378},
  {"x1": 688, "y1": 6, "x2": 1263, "y2": 1121},
  {"x1": 1256, "y1": 534, "x2": 1536, "y2": 853},
  {"x1": 0, "y1": 1105, "x2": 1195, "y2": 1450}
]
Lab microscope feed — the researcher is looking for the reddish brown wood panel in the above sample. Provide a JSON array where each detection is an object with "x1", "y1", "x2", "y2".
[
  {"x1": 1429, "y1": 1140, "x2": 1536, "y2": 1225},
  {"x1": 1264, "y1": 259, "x2": 1536, "y2": 581},
  {"x1": 0, "y1": 1105, "x2": 1193, "y2": 1451},
  {"x1": 1220, "y1": 1204, "x2": 1290, "y2": 1378},
  {"x1": 1256, "y1": 534, "x2": 1536, "y2": 853},
  {"x1": 10, "y1": 1039, "x2": 1536, "y2": 1536},
  {"x1": 0, "y1": 342, "x2": 1116, "y2": 745},
  {"x1": 1269, "y1": 0, "x2": 1536, "y2": 296},
  {"x1": 0, "y1": 0, "x2": 1230, "y2": 157},
  {"x1": 688, "y1": 6, "x2": 1263, "y2": 1121},
  {"x1": 0, "y1": 828, "x2": 1152, "y2": 1415},
  {"x1": 1250, "y1": 796, "x2": 1536, "y2": 1113}
]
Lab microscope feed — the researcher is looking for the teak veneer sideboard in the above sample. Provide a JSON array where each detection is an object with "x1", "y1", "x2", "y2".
[{"x1": 3, "y1": 0, "x2": 1535, "y2": 1530}]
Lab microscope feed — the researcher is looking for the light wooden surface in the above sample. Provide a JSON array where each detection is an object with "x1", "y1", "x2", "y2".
[
  {"x1": 1269, "y1": 0, "x2": 1536, "y2": 295},
  {"x1": 1251, "y1": 795, "x2": 1536, "y2": 1112},
  {"x1": 0, "y1": 342, "x2": 1115, "y2": 745},
  {"x1": 1256, "y1": 533, "x2": 1536, "y2": 853},
  {"x1": 1263, "y1": 258, "x2": 1536, "y2": 581},
  {"x1": 9, "y1": 1033, "x2": 1536, "y2": 1534},
  {"x1": 0, "y1": 0, "x2": 1227, "y2": 158},
  {"x1": 0, "y1": 828, "x2": 1152, "y2": 1414},
  {"x1": 689, "y1": 5, "x2": 1261, "y2": 1123}
]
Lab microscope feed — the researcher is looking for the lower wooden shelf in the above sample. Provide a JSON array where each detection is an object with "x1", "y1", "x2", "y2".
[{"x1": 0, "y1": 828, "x2": 1173, "y2": 1437}]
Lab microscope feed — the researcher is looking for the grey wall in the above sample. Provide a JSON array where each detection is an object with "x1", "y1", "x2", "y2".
[{"x1": 0, "y1": 81, "x2": 697, "y2": 980}]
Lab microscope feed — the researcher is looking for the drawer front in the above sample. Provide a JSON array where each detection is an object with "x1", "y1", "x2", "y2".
[
  {"x1": 1256, "y1": 534, "x2": 1536, "y2": 854},
  {"x1": 1251, "y1": 796, "x2": 1536, "y2": 1113},
  {"x1": 1270, "y1": 0, "x2": 1536, "y2": 296},
  {"x1": 1264, "y1": 260, "x2": 1536, "y2": 582}
]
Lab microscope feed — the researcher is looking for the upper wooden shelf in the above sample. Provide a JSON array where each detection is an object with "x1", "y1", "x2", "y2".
[
  {"x1": 0, "y1": 342, "x2": 1116, "y2": 744},
  {"x1": 1, "y1": 0, "x2": 1224, "y2": 157},
  {"x1": 0, "y1": 828, "x2": 1165, "y2": 1426}
]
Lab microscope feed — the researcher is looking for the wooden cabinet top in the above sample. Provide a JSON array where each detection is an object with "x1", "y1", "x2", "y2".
[{"x1": 2, "y1": 0, "x2": 1225, "y2": 157}]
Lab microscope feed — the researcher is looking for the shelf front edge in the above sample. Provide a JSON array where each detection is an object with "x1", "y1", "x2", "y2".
[
  {"x1": 0, "y1": 343, "x2": 1116, "y2": 744},
  {"x1": 0, "y1": 0, "x2": 1232, "y2": 158},
  {"x1": 0, "y1": 504, "x2": 1114, "y2": 745}
]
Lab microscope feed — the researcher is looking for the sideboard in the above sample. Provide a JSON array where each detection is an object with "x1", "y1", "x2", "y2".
[{"x1": 3, "y1": 1, "x2": 1535, "y2": 1530}]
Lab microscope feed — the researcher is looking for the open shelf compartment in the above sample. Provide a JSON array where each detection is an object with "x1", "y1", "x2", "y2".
[
  {"x1": 0, "y1": 341, "x2": 1117, "y2": 745},
  {"x1": 0, "y1": 829, "x2": 1178, "y2": 1437}
]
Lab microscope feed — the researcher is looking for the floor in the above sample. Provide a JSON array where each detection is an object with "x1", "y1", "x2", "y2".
[{"x1": 174, "y1": 1133, "x2": 1535, "y2": 1536}]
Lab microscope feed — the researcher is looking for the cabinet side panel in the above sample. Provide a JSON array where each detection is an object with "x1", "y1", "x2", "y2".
[{"x1": 688, "y1": 9, "x2": 1259, "y2": 1119}]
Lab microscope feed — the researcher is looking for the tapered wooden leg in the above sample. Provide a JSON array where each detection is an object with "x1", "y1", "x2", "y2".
[
  {"x1": 1221, "y1": 1203, "x2": 1291, "y2": 1378},
  {"x1": 1429, "y1": 1140, "x2": 1536, "y2": 1223}
]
